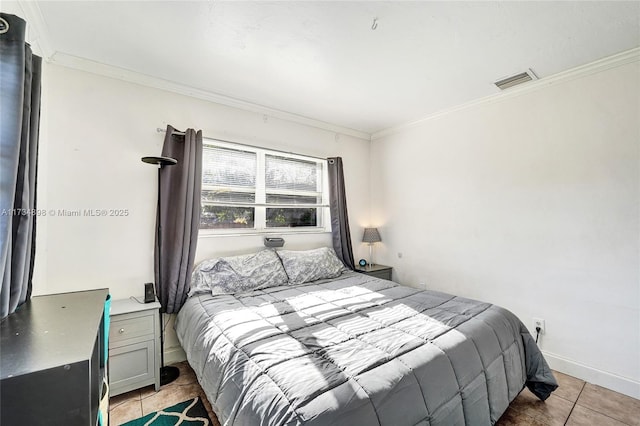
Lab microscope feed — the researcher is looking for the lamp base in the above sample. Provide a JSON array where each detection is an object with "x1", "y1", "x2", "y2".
[{"x1": 160, "y1": 365, "x2": 180, "y2": 386}]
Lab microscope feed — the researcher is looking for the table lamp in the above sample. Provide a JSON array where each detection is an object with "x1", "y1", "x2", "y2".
[{"x1": 362, "y1": 227, "x2": 381, "y2": 266}]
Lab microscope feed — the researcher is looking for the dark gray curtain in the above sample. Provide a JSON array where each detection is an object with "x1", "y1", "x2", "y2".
[
  {"x1": 327, "y1": 157, "x2": 355, "y2": 270},
  {"x1": 0, "y1": 14, "x2": 41, "y2": 319},
  {"x1": 154, "y1": 125, "x2": 202, "y2": 314}
]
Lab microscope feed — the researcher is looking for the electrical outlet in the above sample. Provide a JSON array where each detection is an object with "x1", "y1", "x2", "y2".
[
  {"x1": 533, "y1": 318, "x2": 545, "y2": 334},
  {"x1": 419, "y1": 281, "x2": 426, "y2": 289}
]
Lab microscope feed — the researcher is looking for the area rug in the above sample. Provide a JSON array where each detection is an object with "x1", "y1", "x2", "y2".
[{"x1": 121, "y1": 397, "x2": 213, "y2": 426}]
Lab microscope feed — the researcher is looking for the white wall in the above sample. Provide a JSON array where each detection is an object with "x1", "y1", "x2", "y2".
[
  {"x1": 35, "y1": 64, "x2": 371, "y2": 360},
  {"x1": 17, "y1": 4, "x2": 638, "y2": 395},
  {"x1": 370, "y1": 61, "x2": 640, "y2": 397}
]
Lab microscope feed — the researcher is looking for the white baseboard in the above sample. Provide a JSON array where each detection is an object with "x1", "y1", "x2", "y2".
[
  {"x1": 543, "y1": 351, "x2": 640, "y2": 399},
  {"x1": 164, "y1": 345, "x2": 187, "y2": 366}
]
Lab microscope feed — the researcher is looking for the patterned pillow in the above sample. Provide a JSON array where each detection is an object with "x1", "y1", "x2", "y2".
[
  {"x1": 277, "y1": 247, "x2": 346, "y2": 285},
  {"x1": 189, "y1": 249, "x2": 288, "y2": 296}
]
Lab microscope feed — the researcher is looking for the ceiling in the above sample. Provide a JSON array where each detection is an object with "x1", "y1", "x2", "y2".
[{"x1": 9, "y1": 1, "x2": 640, "y2": 135}]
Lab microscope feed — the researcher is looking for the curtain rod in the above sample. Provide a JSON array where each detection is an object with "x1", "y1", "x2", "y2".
[{"x1": 156, "y1": 127, "x2": 328, "y2": 161}]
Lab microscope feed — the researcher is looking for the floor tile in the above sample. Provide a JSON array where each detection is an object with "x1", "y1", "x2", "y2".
[
  {"x1": 576, "y1": 383, "x2": 640, "y2": 426},
  {"x1": 141, "y1": 382, "x2": 203, "y2": 415},
  {"x1": 505, "y1": 388, "x2": 574, "y2": 426},
  {"x1": 135, "y1": 362, "x2": 198, "y2": 400},
  {"x1": 171, "y1": 361, "x2": 198, "y2": 386},
  {"x1": 566, "y1": 405, "x2": 630, "y2": 426},
  {"x1": 139, "y1": 384, "x2": 158, "y2": 400},
  {"x1": 496, "y1": 407, "x2": 539, "y2": 425},
  {"x1": 108, "y1": 389, "x2": 140, "y2": 411},
  {"x1": 552, "y1": 370, "x2": 585, "y2": 403},
  {"x1": 109, "y1": 399, "x2": 142, "y2": 425}
]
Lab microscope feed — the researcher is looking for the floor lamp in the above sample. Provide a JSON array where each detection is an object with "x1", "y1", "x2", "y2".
[{"x1": 141, "y1": 155, "x2": 180, "y2": 386}]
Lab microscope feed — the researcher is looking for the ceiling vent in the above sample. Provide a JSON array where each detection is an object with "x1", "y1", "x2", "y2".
[{"x1": 494, "y1": 69, "x2": 538, "y2": 90}]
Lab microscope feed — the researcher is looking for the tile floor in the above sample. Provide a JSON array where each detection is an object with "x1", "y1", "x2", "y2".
[
  {"x1": 109, "y1": 362, "x2": 640, "y2": 426},
  {"x1": 108, "y1": 362, "x2": 220, "y2": 426}
]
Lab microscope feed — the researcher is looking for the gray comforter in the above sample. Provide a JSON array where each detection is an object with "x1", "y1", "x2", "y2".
[{"x1": 176, "y1": 272, "x2": 557, "y2": 425}]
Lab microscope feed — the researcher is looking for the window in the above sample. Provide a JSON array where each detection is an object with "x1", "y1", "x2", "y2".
[{"x1": 200, "y1": 139, "x2": 329, "y2": 233}]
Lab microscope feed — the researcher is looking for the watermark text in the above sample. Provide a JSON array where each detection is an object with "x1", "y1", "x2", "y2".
[{"x1": 1, "y1": 208, "x2": 130, "y2": 217}]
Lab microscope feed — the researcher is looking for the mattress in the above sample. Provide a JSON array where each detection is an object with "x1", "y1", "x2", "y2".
[{"x1": 176, "y1": 272, "x2": 557, "y2": 425}]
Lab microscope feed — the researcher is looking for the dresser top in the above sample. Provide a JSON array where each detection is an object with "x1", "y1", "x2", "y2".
[{"x1": 0, "y1": 289, "x2": 109, "y2": 380}]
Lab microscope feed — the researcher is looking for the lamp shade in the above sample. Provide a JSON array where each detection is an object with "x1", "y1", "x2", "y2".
[{"x1": 362, "y1": 227, "x2": 381, "y2": 243}]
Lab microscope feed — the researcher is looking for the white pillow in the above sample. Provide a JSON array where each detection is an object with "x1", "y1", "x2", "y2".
[
  {"x1": 276, "y1": 247, "x2": 346, "y2": 285},
  {"x1": 189, "y1": 249, "x2": 288, "y2": 296}
]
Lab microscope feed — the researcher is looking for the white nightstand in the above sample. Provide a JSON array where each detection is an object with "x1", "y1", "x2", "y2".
[{"x1": 108, "y1": 298, "x2": 161, "y2": 396}]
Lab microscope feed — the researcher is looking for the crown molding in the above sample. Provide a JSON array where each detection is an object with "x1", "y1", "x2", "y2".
[
  {"x1": 16, "y1": 0, "x2": 54, "y2": 60},
  {"x1": 371, "y1": 47, "x2": 640, "y2": 141},
  {"x1": 17, "y1": 3, "x2": 370, "y2": 140},
  {"x1": 14, "y1": 0, "x2": 637, "y2": 144},
  {"x1": 47, "y1": 52, "x2": 370, "y2": 141}
]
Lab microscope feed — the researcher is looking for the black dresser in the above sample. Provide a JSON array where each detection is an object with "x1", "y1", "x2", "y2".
[{"x1": 0, "y1": 289, "x2": 109, "y2": 426}]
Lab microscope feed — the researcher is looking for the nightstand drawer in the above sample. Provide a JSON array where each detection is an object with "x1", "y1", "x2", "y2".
[
  {"x1": 367, "y1": 270, "x2": 392, "y2": 281},
  {"x1": 355, "y1": 264, "x2": 393, "y2": 282},
  {"x1": 110, "y1": 314, "x2": 154, "y2": 344},
  {"x1": 109, "y1": 340, "x2": 155, "y2": 392}
]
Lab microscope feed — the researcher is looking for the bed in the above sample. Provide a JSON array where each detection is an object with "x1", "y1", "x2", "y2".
[{"x1": 176, "y1": 248, "x2": 557, "y2": 425}]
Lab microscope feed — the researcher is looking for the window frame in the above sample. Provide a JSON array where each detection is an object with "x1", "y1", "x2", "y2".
[{"x1": 199, "y1": 138, "x2": 331, "y2": 236}]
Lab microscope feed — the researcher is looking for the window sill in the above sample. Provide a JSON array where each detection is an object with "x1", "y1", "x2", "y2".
[{"x1": 197, "y1": 228, "x2": 332, "y2": 238}]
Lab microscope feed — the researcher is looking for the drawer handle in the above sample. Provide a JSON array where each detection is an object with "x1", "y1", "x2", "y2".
[{"x1": 119, "y1": 328, "x2": 125, "y2": 334}]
